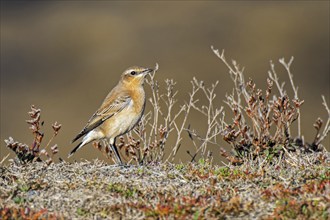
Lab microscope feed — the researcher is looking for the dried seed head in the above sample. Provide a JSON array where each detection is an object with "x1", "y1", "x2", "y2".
[
  {"x1": 313, "y1": 118, "x2": 323, "y2": 131},
  {"x1": 292, "y1": 99, "x2": 304, "y2": 108},
  {"x1": 51, "y1": 144, "x2": 58, "y2": 155},
  {"x1": 52, "y1": 122, "x2": 62, "y2": 134},
  {"x1": 28, "y1": 105, "x2": 41, "y2": 118}
]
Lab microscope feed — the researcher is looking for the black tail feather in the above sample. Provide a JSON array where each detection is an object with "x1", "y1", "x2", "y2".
[
  {"x1": 71, "y1": 132, "x2": 84, "y2": 143},
  {"x1": 68, "y1": 142, "x2": 83, "y2": 158},
  {"x1": 71, "y1": 120, "x2": 105, "y2": 143}
]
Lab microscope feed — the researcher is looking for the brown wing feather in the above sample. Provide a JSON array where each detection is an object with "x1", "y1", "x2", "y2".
[{"x1": 71, "y1": 94, "x2": 131, "y2": 143}]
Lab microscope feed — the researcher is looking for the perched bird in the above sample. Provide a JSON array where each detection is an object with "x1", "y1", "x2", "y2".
[{"x1": 68, "y1": 66, "x2": 153, "y2": 164}]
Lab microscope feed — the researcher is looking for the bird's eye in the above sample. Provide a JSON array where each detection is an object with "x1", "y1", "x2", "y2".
[{"x1": 130, "y1": 71, "x2": 136, "y2": 75}]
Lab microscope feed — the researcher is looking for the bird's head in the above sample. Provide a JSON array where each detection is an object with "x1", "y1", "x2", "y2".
[{"x1": 121, "y1": 66, "x2": 153, "y2": 86}]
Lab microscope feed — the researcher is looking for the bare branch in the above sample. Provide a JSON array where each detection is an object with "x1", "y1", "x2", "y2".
[{"x1": 279, "y1": 56, "x2": 302, "y2": 137}]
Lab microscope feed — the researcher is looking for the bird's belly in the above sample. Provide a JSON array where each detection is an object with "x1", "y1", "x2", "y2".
[{"x1": 101, "y1": 105, "x2": 142, "y2": 138}]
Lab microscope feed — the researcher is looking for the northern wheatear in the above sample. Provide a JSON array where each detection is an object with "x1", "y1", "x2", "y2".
[{"x1": 68, "y1": 66, "x2": 153, "y2": 164}]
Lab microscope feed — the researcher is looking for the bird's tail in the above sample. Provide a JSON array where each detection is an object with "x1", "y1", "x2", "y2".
[{"x1": 68, "y1": 142, "x2": 84, "y2": 158}]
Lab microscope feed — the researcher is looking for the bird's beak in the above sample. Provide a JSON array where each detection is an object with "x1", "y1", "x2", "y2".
[{"x1": 142, "y1": 68, "x2": 153, "y2": 75}]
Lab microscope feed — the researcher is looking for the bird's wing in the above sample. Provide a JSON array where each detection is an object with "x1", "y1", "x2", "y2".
[{"x1": 71, "y1": 94, "x2": 132, "y2": 143}]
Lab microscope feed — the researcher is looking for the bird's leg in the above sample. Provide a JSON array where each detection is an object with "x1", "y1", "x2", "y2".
[{"x1": 109, "y1": 138, "x2": 123, "y2": 165}]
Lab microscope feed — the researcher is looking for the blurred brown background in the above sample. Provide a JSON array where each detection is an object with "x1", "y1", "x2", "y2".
[{"x1": 1, "y1": 1, "x2": 329, "y2": 163}]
